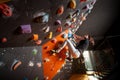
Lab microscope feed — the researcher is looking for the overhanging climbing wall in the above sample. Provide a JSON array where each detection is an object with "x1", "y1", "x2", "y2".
[
  {"x1": 0, "y1": 0, "x2": 96, "y2": 47},
  {"x1": 42, "y1": 0, "x2": 97, "y2": 79},
  {"x1": 0, "y1": 0, "x2": 97, "y2": 80},
  {"x1": 42, "y1": 30, "x2": 69, "y2": 80}
]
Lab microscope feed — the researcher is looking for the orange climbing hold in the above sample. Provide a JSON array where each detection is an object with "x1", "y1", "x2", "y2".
[{"x1": 32, "y1": 34, "x2": 39, "y2": 41}]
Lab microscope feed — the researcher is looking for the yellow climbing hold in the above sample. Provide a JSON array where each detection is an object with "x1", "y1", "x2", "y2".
[
  {"x1": 69, "y1": 0, "x2": 76, "y2": 9},
  {"x1": 46, "y1": 32, "x2": 53, "y2": 39}
]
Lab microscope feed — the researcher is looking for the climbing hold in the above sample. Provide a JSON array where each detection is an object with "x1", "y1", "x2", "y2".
[
  {"x1": 68, "y1": 0, "x2": 76, "y2": 9},
  {"x1": 72, "y1": 9, "x2": 80, "y2": 18},
  {"x1": 68, "y1": 33, "x2": 72, "y2": 38},
  {"x1": 34, "y1": 76, "x2": 39, "y2": 80},
  {"x1": 32, "y1": 34, "x2": 39, "y2": 41},
  {"x1": 56, "y1": 26, "x2": 62, "y2": 32},
  {"x1": 28, "y1": 61, "x2": 34, "y2": 67},
  {"x1": 64, "y1": 21, "x2": 71, "y2": 27},
  {"x1": 71, "y1": 17, "x2": 77, "y2": 22},
  {"x1": 56, "y1": 5, "x2": 64, "y2": 15},
  {"x1": 11, "y1": 60, "x2": 22, "y2": 71},
  {"x1": 80, "y1": 15, "x2": 86, "y2": 21},
  {"x1": 62, "y1": 64, "x2": 65, "y2": 67},
  {"x1": 32, "y1": 49, "x2": 38, "y2": 55},
  {"x1": 69, "y1": 24, "x2": 75, "y2": 28},
  {"x1": 44, "y1": 76, "x2": 49, "y2": 80},
  {"x1": 36, "y1": 62, "x2": 42, "y2": 68},
  {"x1": 62, "y1": 33, "x2": 67, "y2": 38},
  {"x1": 1, "y1": 37, "x2": 7, "y2": 43},
  {"x1": 42, "y1": 14, "x2": 49, "y2": 23},
  {"x1": 44, "y1": 46, "x2": 49, "y2": 49},
  {"x1": 79, "y1": 21, "x2": 83, "y2": 25},
  {"x1": 86, "y1": 4, "x2": 93, "y2": 10},
  {"x1": 46, "y1": 32, "x2": 52, "y2": 39},
  {"x1": 66, "y1": 13, "x2": 72, "y2": 19},
  {"x1": 65, "y1": 46, "x2": 69, "y2": 50},
  {"x1": 35, "y1": 40, "x2": 42, "y2": 45},
  {"x1": 33, "y1": 12, "x2": 49, "y2": 23},
  {"x1": 19, "y1": 24, "x2": 32, "y2": 34},
  {"x1": 34, "y1": 12, "x2": 46, "y2": 18},
  {"x1": 51, "y1": 38, "x2": 57, "y2": 43},
  {"x1": 51, "y1": 68, "x2": 54, "y2": 71},
  {"x1": 80, "y1": 13, "x2": 86, "y2": 21},
  {"x1": 42, "y1": 26, "x2": 50, "y2": 33},
  {"x1": 0, "y1": 3, "x2": 12, "y2": 17},
  {"x1": 54, "y1": 20, "x2": 61, "y2": 25},
  {"x1": 59, "y1": 58, "x2": 62, "y2": 61},
  {"x1": 68, "y1": 29, "x2": 73, "y2": 38},
  {"x1": 57, "y1": 69, "x2": 60, "y2": 73},
  {"x1": 52, "y1": 53, "x2": 56, "y2": 56},
  {"x1": 44, "y1": 58, "x2": 50, "y2": 62},
  {"x1": 82, "y1": 3, "x2": 93, "y2": 10}
]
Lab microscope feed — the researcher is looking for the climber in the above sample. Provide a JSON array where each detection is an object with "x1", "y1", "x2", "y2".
[{"x1": 51, "y1": 33, "x2": 95, "y2": 62}]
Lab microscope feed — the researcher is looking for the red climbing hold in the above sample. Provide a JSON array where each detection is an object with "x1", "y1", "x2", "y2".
[
  {"x1": 56, "y1": 5, "x2": 64, "y2": 15},
  {"x1": 0, "y1": 3, "x2": 12, "y2": 17},
  {"x1": 1, "y1": 37, "x2": 7, "y2": 43},
  {"x1": 56, "y1": 26, "x2": 62, "y2": 32}
]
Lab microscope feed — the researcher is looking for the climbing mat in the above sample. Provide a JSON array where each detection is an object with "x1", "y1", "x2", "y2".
[{"x1": 42, "y1": 29, "x2": 69, "y2": 80}]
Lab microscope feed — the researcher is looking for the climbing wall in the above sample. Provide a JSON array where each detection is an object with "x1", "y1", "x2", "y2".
[
  {"x1": 0, "y1": 46, "x2": 44, "y2": 80},
  {"x1": 0, "y1": 0, "x2": 96, "y2": 47},
  {"x1": 42, "y1": 30, "x2": 69, "y2": 80},
  {"x1": 41, "y1": 0, "x2": 96, "y2": 79},
  {"x1": 0, "y1": 0, "x2": 97, "y2": 80}
]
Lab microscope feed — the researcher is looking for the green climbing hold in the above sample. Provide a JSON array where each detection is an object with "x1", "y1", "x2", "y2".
[
  {"x1": 32, "y1": 49, "x2": 38, "y2": 55},
  {"x1": 34, "y1": 76, "x2": 39, "y2": 80}
]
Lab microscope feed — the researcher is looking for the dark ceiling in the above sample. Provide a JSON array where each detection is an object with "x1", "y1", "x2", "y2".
[
  {"x1": 76, "y1": 0, "x2": 120, "y2": 38},
  {"x1": 76, "y1": 0, "x2": 120, "y2": 49},
  {"x1": 0, "y1": 0, "x2": 120, "y2": 48}
]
